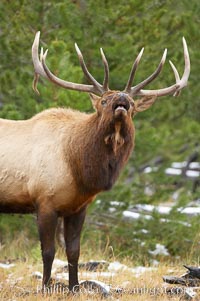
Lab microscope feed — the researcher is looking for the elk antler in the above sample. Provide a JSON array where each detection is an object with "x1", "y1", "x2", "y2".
[
  {"x1": 32, "y1": 32, "x2": 190, "y2": 98},
  {"x1": 32, "y1": 31, "x2": 109, "y2": 95},
  {"x1": 124, "y1": 37, "x2": 190, "y2": 97}
]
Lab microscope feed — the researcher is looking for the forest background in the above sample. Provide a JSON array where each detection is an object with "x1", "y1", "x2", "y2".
[{"x1": 0, "y1": 0, "x2": 199, "y2": 265}]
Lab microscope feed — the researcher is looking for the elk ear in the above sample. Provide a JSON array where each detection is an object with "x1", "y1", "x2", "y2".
[
  {"x1": 89, "y1": 93, "x2": 101, "y2": 110},
  {"x1": 134, "y1": 96, "x2": 157, "y2": 113}
]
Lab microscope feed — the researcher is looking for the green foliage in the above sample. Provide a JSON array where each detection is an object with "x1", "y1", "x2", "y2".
[
  {"x1": 0, "y1": 214, "x2": 37, "y2": 240},
  {"x1": 0, "y1": 0, "x2": 199, "y2": 262},
  {"x1": 0, "y1": 0, "x2": 199, "y2": 118},
  {"x1": 0, "y1": 214, "x2": 38, "y2": 259},
  {"x1": 83, "y1": 199, "x2": 200, "y2": 264}
]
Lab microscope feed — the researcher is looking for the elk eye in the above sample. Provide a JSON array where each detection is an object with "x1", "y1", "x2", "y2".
[{"x1": 101, "y1": 100, "x2": 107, "y2": 106}]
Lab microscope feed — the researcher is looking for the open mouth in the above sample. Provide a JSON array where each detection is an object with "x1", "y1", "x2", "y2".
[{"x1": 113, "y1": 103, "x2": 129, "y2": 112}]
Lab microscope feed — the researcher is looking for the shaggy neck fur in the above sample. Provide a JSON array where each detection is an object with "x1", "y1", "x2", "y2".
[{"x1": 68, "y1": 112, "x2": 134, "y2": 195}]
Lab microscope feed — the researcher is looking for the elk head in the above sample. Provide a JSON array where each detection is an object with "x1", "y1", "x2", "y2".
[{"x1": 32, "y1": 32, "x2": 190, "y2": 119}]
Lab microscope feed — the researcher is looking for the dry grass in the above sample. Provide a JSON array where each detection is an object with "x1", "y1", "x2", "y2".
[{"x1": 0, "y1": 258, "x2": 198, "y2": 301}]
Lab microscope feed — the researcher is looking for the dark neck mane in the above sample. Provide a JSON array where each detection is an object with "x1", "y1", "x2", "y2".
[{"x1": 69, "y1": 113, "x2": 134, "y2": 195}]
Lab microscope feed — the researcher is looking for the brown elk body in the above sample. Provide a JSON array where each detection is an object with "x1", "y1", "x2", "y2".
[{"x1": 0, "y1": 32, "x2": 190, "y2": 291}]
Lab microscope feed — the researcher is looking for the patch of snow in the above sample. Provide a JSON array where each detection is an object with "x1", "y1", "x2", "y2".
[
  {"x1": 53, "y1": 259, "x2": 68, "y2": 268},
  {"x1": 108, "y1": 261, "x2": 156, "y2": 278},
  {"x1": 167, "y1": 268, "x2": 175, "y2": 273},
  {"x1": 178, "y1": 207, "x2": 200, "y2": 216},
  {"x1": 130, "y1": 266, "x2": 156, "y2": 278},
  {"x1": 32, "y1": 271, "x2": 42, "y2": 279},
  {"x1": 186, "y1": 170, "x2": 200, "y2": 178},
  {"x1": 171, "y1": 162, "x2": 187, "y2": 168},
  {"x1": 166, "y1": 166, "x2": 200, "y2": 178},
  {"x1": 133, "y1": 238, "x2": 141, "y2": 243},
  {"x1": 150, "y1": 259, "x2": 160, "y2": 266},
  {"x1": 108, "y1": 207, "x2": 116, "y2": 213},
  {"x1": 143, "y1": 167, "x2": 152, "y2": 174},
  {"x1": 156, "y1": 206, "x2": 172, "y2": 214},
  {"x1": 184, "y1": 288, "x2": 197, "y2": 299},
  {"x1": 144, "y1": 186, "x2": 155, "y2": 196},
  {"x1": 108, "y1": 261, "x2": 128, "y2": 272},
  {"x1": 110, "y1": 201, "x2": 122, "y2": 206},
  {"x1": 88, "y1": 260, "x2": 107, "y2": 264},
  {"x1": 144, "y1": 214, "x2": 153, "y2": 220},
  {"x1": 135, "y1": 204, "x2": 171, "y2": 214},
  {"x1": 189, "y1": 162, "x2": 200, "y2": 169},
  {"x1": 171, "y1": 162, "x2": 200, "y2": 169},
  {"x1": 54, "y1": 272, "x2": 68, "y2": 280},
  {"x1": 160, "y1": 218, "x2": 191, "y2": 227},
  {"x1": 81, "y1": 272, "x2": 116, "y2": 278},
  {"x1": 149, "y1": 244, "x2": 170, "y2": 256},
  {"x1": 172, "y1": 190, "x2": 181, "y2": 201},
  {"x1": 123, "y1": 211, "x2": 140, "y2": 219},
  {"x1": 136, "y1": 204, "x2": 154, "y2": 212},
  {"x1": 0, "y1": 263, "x2": 15, "y2": 269},
  {"x1": 55, "y1": 271, "x2": 116, "y2": 280},
  {"x1": 123, "y1": 210, "x2": 152, "y2": 220},
  {"x1": 165, "y1": 168, "x2": 182, "y2": 175},
  {"x1": 143, "y1": 166, "x2": 158, "y2": 174},
  {"x1": 121, "y1": 280, "x2": 132, "y2": 288},
  {"x1": 188, "y1": 199, "x2": 200, "y2": 206},
  {"x1": 140, "y1": 229, "x2": 149, "y2": 234}
]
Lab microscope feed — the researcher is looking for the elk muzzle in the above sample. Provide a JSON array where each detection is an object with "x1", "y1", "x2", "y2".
[{"x1": 112, "y1": 93, "x2": 130, "y2": 118}]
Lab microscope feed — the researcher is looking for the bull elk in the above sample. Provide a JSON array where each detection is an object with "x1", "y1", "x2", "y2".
[{"x1": 0, "y1": 32, "x2": 190, "y2": 291}]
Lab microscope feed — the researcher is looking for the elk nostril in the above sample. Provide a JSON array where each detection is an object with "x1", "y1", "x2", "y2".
[
  {"x1": 119, "y1": 95, "x2": 126, "y2": 102},
  {"x1": 118, "y1": 92, "x2": 128, "y2": 98}
]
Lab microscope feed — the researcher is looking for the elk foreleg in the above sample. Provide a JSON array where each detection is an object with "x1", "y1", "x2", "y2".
[
  {"x1": 37, "y1": 209, "x2": 58, "y2": 288},
  {"x1": 64, "y1": 206, "x2": 87, "y2": 292}
]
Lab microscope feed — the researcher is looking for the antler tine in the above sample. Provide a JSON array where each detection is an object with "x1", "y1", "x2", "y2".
[
  {"x1": 32, "y1": 31, "x2": 105, "y2": 95},
  {"x1": 124, "y1": 47, "x2": 144, "y2": 93},
  {"x1": 40, "y1": 47, "x2": 44, "y2": 61},
  {"x1": 40, "y1": 48, "x2": 97, "y2": 94},
  {"x1": 182, "y1": 37, "x2": 190, "y2": 85},
  {"x1": 130, "y1": 48, "x2": 167, "y2": 96},
  {"x1": 75, "y1": 43, "x2": 104, "y2": 94},
  {"x1": 169, "y1": 60, "x2": 180, "y2": 82},
  {"x1": 171, "y1": 37, "x2": 190, "y2": 97},
  {"x1": 133, "y1": 37, "x2": 190, "y2": 97},
  {"x1": 32, "y1": 33, "x2": 190, "y2": 98},
  {"x1": 100, "y1": 48, "x2": 109, "y2": 91},
  {"x1": 32, "y1": 31, "x2": 49, "y2": 94},
  {"x1": 169, "y1": 60, "x2": 181, "y2": 96}
]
